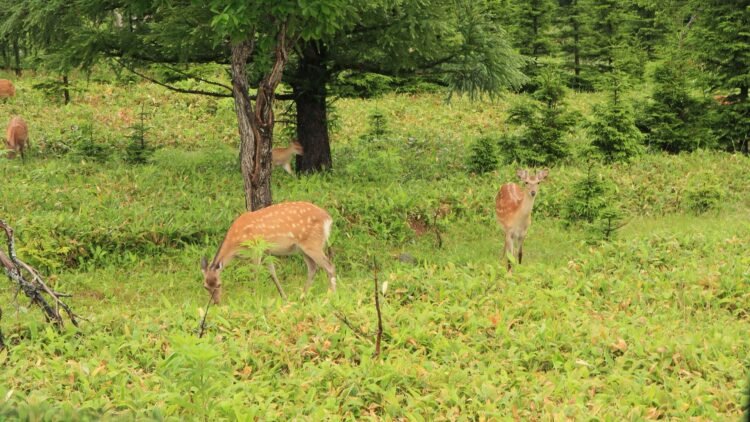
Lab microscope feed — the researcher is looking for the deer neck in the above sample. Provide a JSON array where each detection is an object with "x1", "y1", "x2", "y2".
[{"x1": 520, "y1": 190, "x2": 537, "y2": 217}]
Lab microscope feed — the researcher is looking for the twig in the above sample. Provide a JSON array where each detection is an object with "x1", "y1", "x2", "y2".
[
  {"x1": 0, "y1": 307, "x2": 4, "y2": 350},
  {"x1": 0, "y1": 220, "x2": 81, "y2": 329},
  {"x1": 197, "y1": 291, "x2": 215, "y2": 338},
  {"x1": 373, "y1": 258, "x2": 383, "y2": 358},
  {"x1": 432, "y1": 206, "x2": 443, "y2": 249},
  {"x1": 113, "y1": 58, "x2": 233, "y2": 98},
  {"x1": 333, "y1": 308, "x2": 371, "y2": 342}
]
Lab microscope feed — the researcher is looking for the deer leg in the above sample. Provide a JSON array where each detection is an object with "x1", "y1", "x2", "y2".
[
  {"x1": 302, "y1": 254, "x2": 318, "y2": 293},
  {"x1": 283, "y1": 162, "x2": 293, "y2": 175},
  {"x1": 267, "y1": 261, "x2": 287, "y2": 300},
  {"x1": 503, "y1": 232, "x2": 514, "y2": 272},
  {"x1": 517, "y1": 235, "x2": 525, "y2": 265},
  {"x1": 300, "y1": 246, "x2": 336, "y2": 292}
]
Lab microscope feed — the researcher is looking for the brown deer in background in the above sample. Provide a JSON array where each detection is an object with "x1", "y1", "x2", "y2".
[
  {"x1": 0, "y1": 79, "x2": 15, "y2": 99},
  {"x1": 5, "y1": 116, "x2": 28, "y2": 160},
  {"x1": 495, "y1": 169, "x2": 549, "y2": 272},
  {"x1": 272, "y1": 141, "x2": 303, "y2": 175},
  {"x1": 201, "y1": 201, "x2": 336, "y2": 303}
]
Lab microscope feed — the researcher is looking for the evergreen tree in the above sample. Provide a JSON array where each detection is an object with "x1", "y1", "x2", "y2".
[
  {"x1": 501, "y1": 69, "x2": 576, "y2": 165},
  {"x1": 638, "y1": 59, "x2": 712, "y2": 153},
  {"x1": 691, "y1": 0, "x2": 750, "y2": 153},
  {"x1": 558, "y1": 0, "x2": 591, "y2": 90},
  {"x1": 588, "y1": 72, "x2": 643, "y2": 162},
  {"x1": 287, "y1": 0, "x2": 526, "y2": 173}
]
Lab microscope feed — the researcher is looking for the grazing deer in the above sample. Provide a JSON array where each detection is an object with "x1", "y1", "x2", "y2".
[
  {"x1": 713, "y1": 94, "x2": 737, "y2": 106},
  {"x1": 272, "y1": 141, "x2": 303, "y2": 175},
  {"x1": 200, "y1": 201, "x2": 336, "y2": 304},
  {"x1": 495, "y1": 169, "x2": 549, "y2": 272},
  {"x1": 5, "y1": 116, "x2": 28, "y2": 160},
  {"x1": 0, "y1": 79, "x2": 15, "y2": 99}
]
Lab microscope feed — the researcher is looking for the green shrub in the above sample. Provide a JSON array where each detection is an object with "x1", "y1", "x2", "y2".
[
  {"x1": 563, "y1": 163, "x2": 624, "y2": 241},
  {"x1": 500, "y1": 69, "x2": 576, "y2": 166},
  {"x1": 588, "y1": 73, "x2": 643, "y2": 162},
  {"x1": 466, "y1": 136, "x2": 499, "y2": 174},
  {"x1": 684, "y1": 174, "x2": 725, "y2": 214},
  {"x1": 124, "y1": 104, "x2": 155, "y2": 165},
  {"x1": 637, "y1": 60, "x2": 713, "y2": 153},
  {"x1": 71, "y1": 124, "x2": 111, "y2": 163}
]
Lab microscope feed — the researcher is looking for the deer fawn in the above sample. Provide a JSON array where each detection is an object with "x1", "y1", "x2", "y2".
[
  {"x1": 495, "y1": 169, "x2": 549, "y2": 272},
  {"x1": 0, "y1": 79, "x2": 15, "y2": 99},
  {"x1": 200, "y1": 201, "x2": 336, "y2": 303},
  {"x1": 5, "y1": 116, "x2": 28, "y2": 160},
  {"x1": 272, "y1": 141, "x2": 303, "y2": 175}
]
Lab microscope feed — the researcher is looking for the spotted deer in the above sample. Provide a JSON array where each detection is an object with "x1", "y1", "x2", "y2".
[
  {"x1": 200, "y1": 201, "x2": 336, "y2": 303},
  {"x1": 0, "y1": 79, "x2": 15, "y2": 99},
  {"x1": 495, "y1": 169, "x2": 549, "y2": 272},
  {"x1": 5, "y1": 116, "x2": 28, "y2": 160},
  {"x1": 272, "y1": 141, "x2": 303, "y2": 175}
]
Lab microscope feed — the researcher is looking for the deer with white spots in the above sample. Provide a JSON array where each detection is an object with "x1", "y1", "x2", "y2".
[
  {"x1": 495, "y1": 169, "x2": 549, "y2": 272},
  {"x1": 272, "y1": 141, "x2": 303, "y2": 175},
  {"x1": 200, "y1": 201, "x2": 336, "y2": 303}
]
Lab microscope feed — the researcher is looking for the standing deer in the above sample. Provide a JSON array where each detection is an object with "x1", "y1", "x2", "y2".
[
  {"x1": 5, "y1": 116, "x2": 28, "y2": 160},
  {"x1": 200, "y1": 201, "x2": 336, "y2": 303},
  {"x1": 0, "y1": 79, "x2": 15, "y2": 99},
  {"x1": 495, "y1": 169, "x2": 549, "y2": 272},
  {"x1": 272, "y1": 141, "x2": 303, "y2": 175}
]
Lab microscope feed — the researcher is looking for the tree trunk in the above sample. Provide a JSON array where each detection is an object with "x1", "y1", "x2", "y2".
[
  {"x1": 62, "y1": 74, "x2": 70, "y2": 105},
  {"x1": 229, "y1": 28, "x2": 290, "y2": 211},
  {"x1": 12, "y1": 38, "x2": 21, "y2": 76},
  {"x1": 292, "y1": 42, "x2": 332, "y2": 173},
  {"x1": 230, "y1": 40, "x2": 264, "y2": 211}
]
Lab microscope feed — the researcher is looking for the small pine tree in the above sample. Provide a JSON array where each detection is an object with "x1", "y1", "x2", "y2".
[
  {"x1": 124, "y1": 103, "x2": 154, "y2": 165},
  {"x1": 588, "y1": 72, "x2": 643, "y2": 162},
  {"x1": 501, "y1": 69, "x2": 575, "y2": 165},
  {"x1": 73, "y1": 124, "x2": 110, "y2": 163},
  {"x1": 638, "y1": 60, "x2": 712, "y2": 153},
  {"x1": 563, "y1": 162, "x2": 624, "y2": 242},
  {"x1": 466, "y1": 136, "x2": 499, "y2": 174}
]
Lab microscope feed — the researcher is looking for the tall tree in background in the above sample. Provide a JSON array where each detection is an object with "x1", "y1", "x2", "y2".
[
  {"x1": 286, "y1": 0, "x2": 526, "y2": 173},
  {"x1": 23, "y1": 0, "x2": 350, "y2": 209},
  {"x1": 557, "y1": 0, "x2": 589, "y2": 89},
  {"x1": 508, "y1": 0, "x2": 557, "y2": 58},
  {"x1": 578, "y1": 0, "x2": 644, "y2": 83},
  {"x1": 691, "y1": 0, "x2": 750, "y2": 153}
]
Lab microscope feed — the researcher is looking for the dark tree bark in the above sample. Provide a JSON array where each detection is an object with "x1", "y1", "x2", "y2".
[
  {"x1": 12, "y1": 37, "x2": 21, "y2": 76},
  {"x1": 230, "y1": 26, "x2": 291, "y2": 211},
  {"x1": 230, "y1": 40, "x2": 260, "y2": 211},
  {"x1": 62, "y1": 74, "x2": 70, "y2": 104},
  {"x1": 292, "y1": 42, "x2": 332, "y2": 173}
]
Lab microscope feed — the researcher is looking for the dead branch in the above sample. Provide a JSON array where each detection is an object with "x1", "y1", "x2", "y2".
[
  {"x1": 0, "y1": 220, "x2": 81, "y2": 337},
  {"x1": 197, "y1": 290, "x2": 215, "y2": 338},
  {"x1": 333, "y1": 308, "x2": 371, "y2": 342},
  {"x1": 373, "y1": 258, "x2": 383, "y2": 358}
]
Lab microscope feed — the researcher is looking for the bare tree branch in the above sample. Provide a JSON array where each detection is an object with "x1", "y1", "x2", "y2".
[
  {"x1": 0, "y1": 220, "x2": 81, "y2": 333},
  {"x1": 113, "y1": 58, "x2": 233, "y2": 98}
]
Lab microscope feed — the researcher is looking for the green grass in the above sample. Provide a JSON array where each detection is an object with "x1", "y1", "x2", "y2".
[{"x1": 0, "y1": 72, "x2": 748, "y2": 419}]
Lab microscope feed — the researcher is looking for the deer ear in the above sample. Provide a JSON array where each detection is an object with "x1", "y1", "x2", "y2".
[
  {"x1": 200, "y1": 256, "x2": 208, "y2": 271},
  {"x1": 516, "y1": 169, "x2": 528, "y2": 180},
  {"x1": 537, "y1": 169, "x2": 549, "y2": 180}
]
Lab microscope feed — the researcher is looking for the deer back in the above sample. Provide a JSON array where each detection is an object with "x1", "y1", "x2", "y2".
[
  {"x1": 6, "y1": 116, "x2": 28, "y2": 150},
  {"x1": 214, "y1": 202, "x2": 332, "y2": 265},
  {"x1": 0, "y1": 80, "x2": 15, "y2": 98}
]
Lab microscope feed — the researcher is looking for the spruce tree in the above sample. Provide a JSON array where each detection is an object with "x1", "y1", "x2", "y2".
[
  {"x1": 588, "y1": 72, "x2": 643, "y2": 162},
  {"x1": 691, "y1": 0, "x2": 750, "y2": 153}
]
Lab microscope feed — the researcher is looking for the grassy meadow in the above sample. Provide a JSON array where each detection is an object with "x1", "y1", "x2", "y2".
[{"x1": 0, "y1": 71, "x2": 749, "y2": 420}]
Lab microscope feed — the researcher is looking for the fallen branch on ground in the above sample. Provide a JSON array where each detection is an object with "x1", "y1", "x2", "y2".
[{"x1": 0, "y1": 220, "x2": 81, "y2": 348}]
